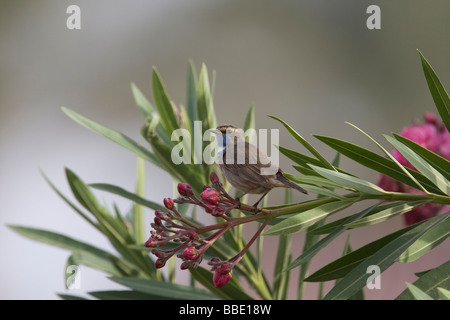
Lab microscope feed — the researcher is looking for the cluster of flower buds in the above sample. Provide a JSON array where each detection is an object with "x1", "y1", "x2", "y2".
[
  {"x1": 174, "y1": 172, "x2": 242, "y2": 217},
  {"x1": 144, "y1": 172, "x2": 246, "y2": 288}
]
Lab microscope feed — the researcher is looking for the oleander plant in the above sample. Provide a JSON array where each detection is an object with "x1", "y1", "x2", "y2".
[{"x1": 10, "y1": 50, "x2": 450, "y2": 300}]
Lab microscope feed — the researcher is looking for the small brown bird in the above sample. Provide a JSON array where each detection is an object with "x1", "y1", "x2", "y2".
[{"x1": 209, "y1": 124, "x2": 307, "y2": 207}]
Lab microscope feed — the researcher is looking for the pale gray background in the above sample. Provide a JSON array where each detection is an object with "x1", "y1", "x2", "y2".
[{"x1": 1, "y1": 0, "x2": 449, "y2": 299}]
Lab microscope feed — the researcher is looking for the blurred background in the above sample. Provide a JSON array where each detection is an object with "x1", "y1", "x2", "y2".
[{"x1": 1, "y1": 0, "x2": 449, "y2": 299}]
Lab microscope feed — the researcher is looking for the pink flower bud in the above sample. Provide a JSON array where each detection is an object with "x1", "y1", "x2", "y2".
[
  {"x1": 424, "y1": 112, "x2": 437, "y2": 125},
  {"x1": 163, "y1": 198, "x2": 174, "y2": 209},
  {"x1": 213, "y1": 262, "x2": 232, "y2": 288},
  {"x1": 182, "y1": 245, "x2": 199, "y2": 260},
  {"x1": 155, "y1": 258, "x2": 166, "y2": 269},
  {"x1": 180, "y1": 261, "x2": 191, "y2": 270},
  {"x1": 177, "y1": 183, "x2": 193, "y2": 196},
  {"x1": 210, "y1": 172, "x2": 219, "y2": 183},
  {"x1": 186, "y1": 231, "x2": 198, "y2": 240},
  {"x1": 144, "y1": 236, "x2": 158, "y2": 248},
  {"x1": 200, "y1": 188, "x2": 221, "y2": 207}
]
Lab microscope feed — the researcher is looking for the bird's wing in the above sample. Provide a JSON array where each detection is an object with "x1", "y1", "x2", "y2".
[{"x1": 222, "y1": 141, "x2": 276, "y2": 189}]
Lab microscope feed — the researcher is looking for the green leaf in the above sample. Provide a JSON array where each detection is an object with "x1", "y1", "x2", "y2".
[
  {"x1": 8, "y1": 225, "x2": 131, "y2": 276},
  {"x1": 438, "y1": 287, "x2": 450, "y2": 300},
  {"x1": 323, "y1": 212, "x2": 450, "y2": 300},
  {"x1": 57, "y1": 294, "x2": 89, "y2": 300},
  {"x1": 344, "y1": 200, "x2": 427, "y2": 228},
  {"x1": 284, "y1": 174, "x2": 346, "y2": 200},
  {"x1": 286, "y1": 174, "x2": 346, "y2": 191},
  {"x1": 109, "y1": 276, "x2": 216, "y2": 300},
  {"x1": 272, "y1": 220, "x2": 292, "y2": 299},
  {"x1": 243, "y1": 104, "x2": 255, "y2": 142},
  {"x1": 263, "y1": 200, "x2": 354, "y2": 236},
  {"x1": 305, "y1": 223, "x2": 419, "y2": 282},
  {"x1": 152, "y1": 67, "x2": 180, "y2": 134},
  {"x1": 65, "y1": 168, "x2": 129, "y2": 241},
  {"x1": 277, "y1": 146, "x2": 325, "y2": 169},
  {"x1": 67, "y1": 251, "x2": 125, "y2": 277},
  {"x1": 130, "y1": 82, "x2": 154, "y2": 117},
  {"x1": 314, "y1": 135, "x2": 444, "y2": 194},
  {"x1": 197, "y1": 63, "x2": 217, "y2": 133},
  {"x1": 89, "y1": 290, "x2": 163, "y2": 300},
  {"x1": 406, "y1": 282, "x2": 434, "y2": 300},
  {"x1": 147, "y1": 132, "x2": 206, "y2": 193},
  {"x1": 385, "y1": 135, "x2": 449, "y2": 195},
  {"x1": 41, "y1": 170, "x2": 98, "y2": 230},
  {"x1": 309, "y1": 165, "x2": 385, "y2": 195},
  {"x1": 132, "y1": 157, "x2": 146, "y2": 244},
  {"x1": 418, "y1": 50, "x2": 450, "y2": 132},
  {"x1": 190, "y1": 267, "x2": 253, "y2": 300},
  {"x1": 397, "y1": 214, "x2": 450, "y2": 263},
  {"x1": 346, "y1": 122, "x2": 429, "y2": 194},
  {"x1": 268, "y1": 115, "x2": 336, "y2": 171},
  {"x1": 309, "y1": 202, "x2": 411, "y2": 235},
  {"x1": 286, "y1": 203, "x2": 380, "y2": 270},
  {"x1": 90, "y1": 183, "x2": 166, "y2": 211},
  {"x1": 393, "y1": 133, "x2": 450, "y2": 182},
  {"x1": 61, "y1": 107, "x2": 160, "y2": 167},
  {"x1": 9, "y1": 225, "x2": 114, "y2": 259},
  {"x1": 396, "y1": 260, "x2": 450, "y2": 300},
  {"x1": 186, "y1": 60, "x2": 198, "y2": 130}
]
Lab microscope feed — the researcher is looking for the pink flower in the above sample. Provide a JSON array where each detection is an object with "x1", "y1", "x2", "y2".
[
  {"x1": 213, "y1": 262, "x2": 232, "y2": 288},
  {"x1": 377, "y1": 112, "x2": 450, "y2": 225}
]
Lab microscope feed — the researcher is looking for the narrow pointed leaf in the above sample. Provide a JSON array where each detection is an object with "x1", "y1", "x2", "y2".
[
  {"x1": 130, "y1": 82, "x2": 154, "y2": 117},
  {"x1": 344, "y1": 200, "x2": 427, "y2": 228},
  {"x1": 305, "y1": 223, "x2": 419, "y2": 282},
  {"x1": 393, "y1": 133, "x2": 450, "y2": 182},
  {"x1": 90, "y1": 183, "x2": 166, "y2": 211},
  {"x1": 418, "y1": 50, "x2": 450, "y2": 131},
  {"x1": 314, "y1": 135, "x2": 443, "y2": 194},
  {"x1": 197, "y1": 63, "x2": 216, "y2": 133},
  {"x1": 286, "y1": 203, "x2": 379, "y2": 270},
  {"x1": 438, "y1": 288, "x2": 450, "y2": 300},
  {"x1": 263, "y1": 200, "x2": 354, "y2": 236},
  {"x1": 310, "y1": 165, "x2": 385, "y2": 195},
  {"x1": 89, "y1": 290, "x2": 163, "y2": 300},
  {"x1": 186, "y1": 60, "x2": 198, "y2": 130},
  {"x1": 110, "y1": 276, "x2": 216, "y2": 300},
  {"x1": 268, "y1": 115, "x2": 335, "y2": 170},
  {"x1": 385, "y1": 135, "x2": 449, "y2": 194},
  {"x1": 396, "y1": 260, "x2": 450, "y2": 300},
  {"x1": 397, "y1": 214, "x2": 450, "y2": 263},
  {"x1": 323, "y1": 212, "x2": 450, "y2": 300},
  {"x1": 61, "y1": 107, "x2": 160, "y2": 167},
  {"x1": 152, "y1": 67, "x2": 180, "y2": 134},
  {"x1": 406, "y1": 282, "x2": 434, "y2": 300},
  {"x1": 309, "y1": 201, "x2": 409, "y2": 235}
]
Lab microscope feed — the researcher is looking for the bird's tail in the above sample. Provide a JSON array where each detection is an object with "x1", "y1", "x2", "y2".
[{"x1": 276, "y1": 172, "x2": 308, "y2": 194}]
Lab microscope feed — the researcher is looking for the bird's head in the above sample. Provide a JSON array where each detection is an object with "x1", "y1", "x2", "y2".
[{"x1": 207, "y1": 125, "x2": 245, "y2": 146}]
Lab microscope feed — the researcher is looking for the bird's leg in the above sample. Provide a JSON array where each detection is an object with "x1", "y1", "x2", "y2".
[
  {"x1": 251, "y1": 190, "x2": 270, "y2": 214},
  {"x1": 234, "y1": 190, "x2": 250, "y2": 209}
]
